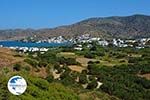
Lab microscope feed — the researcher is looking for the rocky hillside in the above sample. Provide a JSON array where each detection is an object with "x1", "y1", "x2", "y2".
[{"x1": 0, "y1": 14, "x2": 150, "y2": 40}]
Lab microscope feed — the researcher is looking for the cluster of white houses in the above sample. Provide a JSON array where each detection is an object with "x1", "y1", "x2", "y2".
[
  {"x1": 1, "y1": 34, "x2": 150, "y2": 52},
  {"x1": 73, "y1": 34, "x2": 150, "y2": 50},
  {"x1": 21, "y1": 34, "x2": 150, "y2": 47},
  {"x1": 36, "y1": 36, "x2": 68, "y2": 43},
  {"x1": 9, "y1": 47, "x2": 49, "y2": 53}
]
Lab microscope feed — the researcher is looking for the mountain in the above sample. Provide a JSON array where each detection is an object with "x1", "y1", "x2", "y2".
[{"x1": 0, "y1": 14, "x2": 150, "y2": 40}]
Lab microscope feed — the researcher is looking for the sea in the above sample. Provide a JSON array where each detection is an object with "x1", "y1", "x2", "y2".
[{"x1": 0, "y1": 41, "x2": 71, "y2": 48}]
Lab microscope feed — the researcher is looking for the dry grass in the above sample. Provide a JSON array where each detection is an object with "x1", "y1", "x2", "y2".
[
  {"x1": 76, "y1": 57, "x2": 98, "y2": 67},
  {"x1": 68, "y1": 65, "x2": 85, "y2": 73},
  {"x1": 31, "y1": 67, "x2": 48, "y2": 78},
  {"x1": 59, "y1": 52, "x2": 126, "y2": 67},
  {"x1": 57, "y1": 52, "x2": 76, "y2": 58},
  {"x1": 0, "y1": 47, "x2": 24, "y2": 67},
  {"x1": 138, "y1": 73, "x2": 150, "y2": 80}
]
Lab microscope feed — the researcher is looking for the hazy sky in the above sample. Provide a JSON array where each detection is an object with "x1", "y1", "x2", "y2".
[{"x1": 0, "y1": 0, "x2": 150, "y2": 29}]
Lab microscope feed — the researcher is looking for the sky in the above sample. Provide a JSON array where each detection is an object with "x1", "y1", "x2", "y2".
[{"x1": 0, "y1": 0, "x2": 150, "y2": 29}]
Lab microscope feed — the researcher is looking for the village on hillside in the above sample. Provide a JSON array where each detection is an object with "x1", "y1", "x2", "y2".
[{"x1": 0, "y1": 34, "x2": 150, "y2": 53}]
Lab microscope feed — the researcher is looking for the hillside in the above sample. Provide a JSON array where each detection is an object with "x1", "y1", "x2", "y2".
[
  {"x1": 0, "y1": 48, "x2": 24, "y2": 67},
  {"x1": 0, "y1": 14, "x2": 150, "y2": 40},
  {"x1": 0, "y1": 44, "x2": 150, "y2": 99},
  {"x1": 0, "y1": 47, "x2": 121, "y2": 100}
]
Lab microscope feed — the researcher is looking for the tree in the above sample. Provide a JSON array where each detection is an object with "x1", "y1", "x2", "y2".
[
  {"x1": 86, "y1": 80, "x2": 97, "y2": 89},
  {"x1": 84, "y1": 52, "x2": 95, "y2": 58},
  {"x1": 46, "y1": 75, "x2": 54, "y2": 83},
  {"x1": 79, "y1": 74, "x2": 88, "y2": 84}
]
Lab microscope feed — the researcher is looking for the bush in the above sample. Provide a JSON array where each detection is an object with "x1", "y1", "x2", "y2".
[
  {"x1": 86, "y1": 80, "x2": 98, "y2": 89},
  {"x1": 87, "y1": 64, "x2": 100, "y2": 75},
  {"x1": 33, "y1": 78, "x2": 49, "y2": 90},
  {"x1": 38, "y1": 61, "x2": 48, "y2": 67},
  {"x1": 79, "y1": 74, "x2": 88, "y2": 84},
  {"x1": 46, "y1": 75, "x2": 54, "y2": 83},
  {"x1": 115, "y1": 53, "x2": 126, "y2": 58},
  {"x1": 88, "y1": 61, "x2": 100, "y2": 64},
  {"x1": 24, "y1": 59, "x2": 38, "y2": 68},
  {"x1": 13, "y1": 63, "x2": 21, "y2": 71},
  {"x1": 61, "y1": 76, "x2": 75, "y2": 86},
  {"x1": 23, "y1": 65, "x2": 31, "y2": 71},
  {"x1": 58, "y1": 57, "x2": 79, "y2": 65},
  {"x1": 119, "y1": 60, "x2": 126, "y2": 63},
  {"x1": 96, "y1": 51, "x2": 105, "y2": 56},
  {"x1": 84, "y1": 52, "x2": 95, "y2": 58}
]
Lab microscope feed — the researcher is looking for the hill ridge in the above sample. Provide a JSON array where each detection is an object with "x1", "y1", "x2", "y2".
[{"x1": 0, "y1": 14, "x2": 150, "y2": 40}]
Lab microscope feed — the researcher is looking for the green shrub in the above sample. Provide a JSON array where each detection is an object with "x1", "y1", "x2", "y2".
[
  {"x1": 84, "y1": 52, "x2": 95, "y2": 58},
  {"x1": 38, "y1": 61, "x2": 48, "y2": 67},
  {"x1": 86, "y1": 80, "x2": 98, "y2": 89},
  {"x1": 33, "y1": 78, "x2": 49, "y2": 90},
  {"x1": 13, "y1": 63, "x2": 21, "y2": 71},
  {"x1": 79, "y1": 74, "x2": 88, "y2": 84},
  {"x1": 24, "y1": 59, "x2": 38, "y2": 68},
  {"x1": 46, "y1": 75, "x2": 54, "y2": 83}
]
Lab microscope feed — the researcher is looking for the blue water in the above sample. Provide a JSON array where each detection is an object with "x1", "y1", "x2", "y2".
[{"x1": 0, "y1": 41, "x2": 71, "y2": 47}]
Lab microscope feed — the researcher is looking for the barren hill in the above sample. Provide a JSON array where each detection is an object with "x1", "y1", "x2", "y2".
[{"x1": 0, "y1": 14, "x2": 150, "y2": 40}]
